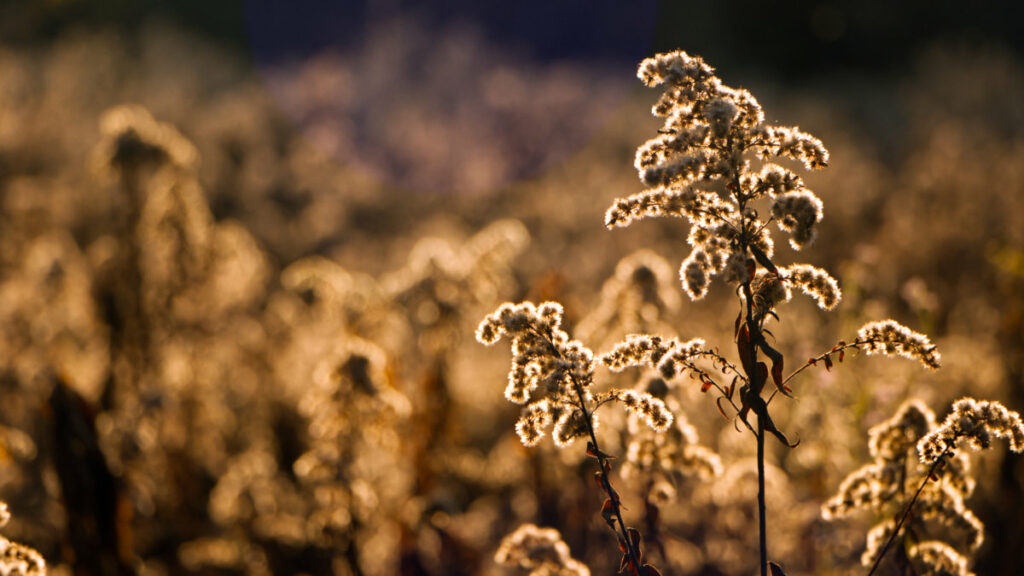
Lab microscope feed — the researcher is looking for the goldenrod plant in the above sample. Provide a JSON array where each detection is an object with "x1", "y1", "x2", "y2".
[
  {"x1": 479, "y1": 50, "x2": 1023, "y2": 575},
  {"x1": 2, "y1": 19, "x2": 1023, "y2": 576}
]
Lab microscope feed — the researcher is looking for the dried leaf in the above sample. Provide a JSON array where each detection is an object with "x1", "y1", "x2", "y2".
[
  {"x1": 737, "y1": 324, "x2": 757, "y2": 378},
  {"x1": 750, "y1": 243, "x2": 777, "y2": 274},
  {"x1": 602, "y1": 498, "x2": 616, "y2": 528},
  {"x1": 627, "y1": 527, "x2": 642, "y2": 549},
  {"x1": 757, "y1": 362, "x2": 769, "y2": 394},
  {"x1": 758, "y1": 338, "x2": 790, "y2": 397},
  {"x1": 823, "y1": 354, "x2": 833, "y2": 372},
  {"x1": 715, "y1": 397, "x2": 730, "y2": 420},
  {"x1": 641, "y1": 564, "x2": 663, "y2": 576},
  {"x1": 588, "y1": 442, "x2": 616, "y2": 461},
  {"x1": 627, "y1": 527, "x2": 645, "y2": 564},
  {"x1": 771, "y1": 355, "x2": 785, "y2": 393},
  {"x1": 608, "y1": 484, "x2": 622, "y2": 506}
]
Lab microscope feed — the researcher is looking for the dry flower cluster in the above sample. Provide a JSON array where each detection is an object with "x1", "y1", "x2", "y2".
[
  {"x1": 823, "y1": 398, "x2": 1024, "y2": 575},
  {"x1": 494, "y1": 524, "x2": 589, "y2": 576}
]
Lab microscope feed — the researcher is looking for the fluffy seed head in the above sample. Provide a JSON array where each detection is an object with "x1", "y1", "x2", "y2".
[
  {"x1": 918, "y1": 398, "x2": 1024, "y2": 464},
  {"x1": 856, "y1": 319, "x2": 941, "y2": 369},
  {"x1": 772, "y1": 190, "x2": 824, "y2": 250},
  {"x1": 612, "y1": 389, "x2": 674, "y2": 432},
  {"x1": 782, "y1": 264, "x2": 841, "y2": 310},
  {"x1": 610, "y1": 51, "x2": 837, "y2": 304},
  {"x1": 495, "y1": 523, "x2": 590, "y2": 576}
]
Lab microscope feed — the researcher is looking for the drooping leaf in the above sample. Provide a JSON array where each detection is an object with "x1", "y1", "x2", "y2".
[
  {"x1": 715, "y1": 397, "x2": 730, "y2": 420},
  {"x1": 758, "y1": 338, "x2": 790, "y2": 397},
  {"x1": 750, "y1": 243, "x2": 778, "y2": 274},
  {"x1": 737, "y1": 323, "x2": 759, "y2": 381},
  {"x1": 756, "y1": 362, "x2": 769, "y2": 395},
  {"x1": 601, "y1": 498, "x2": 616, "y2": 529},
  {"x1": 627, "y1": 527, "x2": 645, "y2": 564}
]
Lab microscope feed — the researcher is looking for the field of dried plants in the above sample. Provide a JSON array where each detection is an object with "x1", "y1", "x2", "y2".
[{"x1": 1, "y1": 13, "x2": 1024, "y2": 576}]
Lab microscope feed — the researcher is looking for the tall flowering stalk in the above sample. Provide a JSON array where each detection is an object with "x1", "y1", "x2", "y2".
[
  {"x1": 477, "y1": 302, "x2": 671, "y2": 574},
  {"x1": 603, "y1": 51, "x2": 943, "y2": 574}
]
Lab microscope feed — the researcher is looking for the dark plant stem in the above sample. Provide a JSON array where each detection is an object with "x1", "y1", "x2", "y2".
[
  {"x1": 532, "y1": 324, "x2": 643, "y2": 573},
  {"x1": 866, "y1": 451, "x2": 949, "y2": 576},
  {"x1": 740, "y1": 273, "x2": 769, "y2": 576},
  {"x1": 734, "y1": 150, "x2": 771, "y2": 575},
  {"x1": 570, "y1": 377, "x2": 644, "y2": 574},
  {"x1": 757, "y1": 418, "x2": 768, "y2": 576}
]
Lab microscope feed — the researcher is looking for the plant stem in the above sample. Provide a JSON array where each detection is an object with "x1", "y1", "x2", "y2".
[
  {"x1": 532, "y1": 325, "x2": 643, "y2": 573},
  {"x1": 570, "y1": 377, "x2": 644, "y2": 573},
  {"x1": 866, "y1": 451, "x2": 948, "y2": 576},
  {"x1": 729, "y1": 130, "x2": 771, "y2": 576},
  {"x1": 757, "y1": 418, "x2": 768, "y2": 576}
]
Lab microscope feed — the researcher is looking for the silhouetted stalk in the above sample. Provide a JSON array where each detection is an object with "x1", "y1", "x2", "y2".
[
  {"x1": 529, "y1": 326, "x2": 643, "y2": 572},
  {"x1": 737, "y1": 163, "x2": 769, "y2": 576},
  {"x1": 866, "y1": 449, "x2": 949, "y2": 576},
  {"x1": 568, "y1": 363, "x2": 644, "y2": 574},
  {"x1": 757, "y1": 418, "x2": 767, "y2": 576}
]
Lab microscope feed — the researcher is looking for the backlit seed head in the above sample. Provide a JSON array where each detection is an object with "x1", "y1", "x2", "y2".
[
  {"x1": 856, "y1": 320, "x2": 941, "y2": 369},
  {"x1": 495, "y1": 523, "x2": 590, "y2": 576},
  {"x1": 611, "y1": 51, "x2": 835, "y2": 303},
  {"x1": 918, "y1": 398, "x2": 1024, "y2": 464}
]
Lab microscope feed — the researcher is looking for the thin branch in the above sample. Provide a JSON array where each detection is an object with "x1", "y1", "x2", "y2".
[
  {"x1": 533, "y1": 326, "x2": 645, "y2": 574},
  {"x1": 757, "y1": 418, "x2": 768, "y2": 576},
  {"x1": 766, "y1": 338, "x2": 886, "y2": 406},
  {"x1": 866, "y1": 451, "x2": 949, "y2": 576},
  {"x1": 753, "y1": 215, "x2": 776, "y2": 236}
]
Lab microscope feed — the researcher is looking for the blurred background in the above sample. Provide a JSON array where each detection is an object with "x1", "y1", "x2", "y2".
[{"x1": 0, "y1": 1, "x2": 1022, "y2": 574}]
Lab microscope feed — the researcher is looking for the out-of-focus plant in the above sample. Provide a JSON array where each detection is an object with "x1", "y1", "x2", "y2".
[
  {"x1": 824, "y1": 398, "x2": 1024, "y2": 575},
  {"x1": 494, "y1": 523, "x2": 589, "y2": 576}
]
